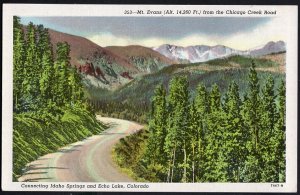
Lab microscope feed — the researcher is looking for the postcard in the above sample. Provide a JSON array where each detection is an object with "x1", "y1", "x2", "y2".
[{"x1": 2, "y1": 4, "x2": 298, "y2": 192}]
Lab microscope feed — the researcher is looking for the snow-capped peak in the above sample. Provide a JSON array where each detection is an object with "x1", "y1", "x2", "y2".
[{"x1": 152, "y1": 41, "x2": 286, "y2": 63}]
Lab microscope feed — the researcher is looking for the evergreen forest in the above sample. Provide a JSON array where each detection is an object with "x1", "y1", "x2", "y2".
[
  {"x1": 114, "y1": 63, "x2": 286, "y2": 183},
  {"x1": 12, "y1": 16, "x2": 105, "y2": 180}
]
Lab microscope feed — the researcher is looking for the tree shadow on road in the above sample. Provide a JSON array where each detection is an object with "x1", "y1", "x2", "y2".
[
  {"x1": 26, "y1": 166, "x2": 68, "y2": 170},
  {"x1": 100, "y1": 132, "x2": 126, "y2": 135},
  {"x1": 23, "y1": 171, "x2": 48, "y2": 175},
  {"x1": 37, "y1": 157, "x2": 51, "y2": 161},
  {"x1": 102, "y1": 122, "x2": 118, "y2": 128},
  {"x1": 23, "y1": 177, "x2": 53, "y2": 182},
  {"x1": 57, "y1": 148, "x2": 80, "y2": 153}
]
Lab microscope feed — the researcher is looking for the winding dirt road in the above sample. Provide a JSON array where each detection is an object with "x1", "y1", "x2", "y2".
[{"x1": 18, "y1": 116, "x2": 143, "y2": 182}]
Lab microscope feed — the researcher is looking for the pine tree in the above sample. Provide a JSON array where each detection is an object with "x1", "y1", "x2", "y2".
[
  {"x1": 247, "y1": 61, "x2": 261, "y2": 151},
  {"x1": 203, "y1": 84, "x2": 227, "y2": 182},
  {"x1": 240, "y1": 61, "x2": 262, "y2": 182},
  {"x1": 164, "y1": 76, "x2": 189, "y2": 182},
  {"x1": 223, "y1": 81, "x2": 245, "y2": 182},
  {"x1": 188, "y1": 102, "x2": 197, "y2": 182},
  {"x1": 53, "y1": 42, "x2": 71, "y2": 107},
  {"x1": 144, "y1": 84, "x2": 167, "y2": 180},
  {"x1": 260, "y1": 75, "x2": 277, "y2": 182},
  {"x1": 13, "y1": 16, "x2": 26, "y2": 112},
  {"x1": 192, "y1": 83, "x2": 209, "y2": 182},
  {"x1": 23, "y1": 22, "x2": 40, "y2": 111},
  {"x1": 36, "y1": 25, "x2": 45, "y2": 68},
  {"x1": 38, "y1": 27, "x2": 55, "y2": 108},
  {"x1": 271, "y1": 80, "x2": 286, "y2": 182},
  {"x1": 209, "y1": 84, "x2": 221, "y2": 112},
  {"x1": 68, "y1": 67, "x2": 84, "y2": 106}
]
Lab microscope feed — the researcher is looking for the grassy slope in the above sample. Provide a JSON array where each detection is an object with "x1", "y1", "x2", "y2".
[
  {"x1": 13, "y1": 107, "x2": 106, "y2": 181},
  {"x1": 112, "y1": 128, "x2": 149, "y2": 182}
]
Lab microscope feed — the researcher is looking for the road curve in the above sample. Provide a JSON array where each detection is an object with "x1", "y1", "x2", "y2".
[{"x1": 18, "y1": 116, "x2": 143, "y2": 182}]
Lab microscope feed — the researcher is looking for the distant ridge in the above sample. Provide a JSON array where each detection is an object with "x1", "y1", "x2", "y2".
[
  {"x1": 153, "y1": 41, "x2": 286, "y2": 63},
  {"x1": 249, "y1": 41, "x2": 286, "y2": 56}
]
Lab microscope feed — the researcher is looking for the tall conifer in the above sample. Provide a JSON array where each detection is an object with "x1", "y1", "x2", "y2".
[
  {"x1": 203, "y1": 84, "x2": 227, "y2": 181},
  {"x1": 165, "y1": 76, "x2": 189, "y2": 182},
  {"x1": 144, "y1": 84, "x2": 167, "y2": 180},
  {"x1": 39, "y1": 27, "x2": 55, "y2": 108},
  {"x1": 23, "y1": 22, "x2": 39, "y2": 110},
  {"x1": 53, "y1": 42, "x2": 71, "y2": 107},
  {"x1": 272, "y1": 80, "x2": 286, "y2": 182},
  {"x1": 193, "y1": 83, "x2": 209, "y2": 182},
  {"x1": 13, "y1": 16, "x2": 26, "y2": 112},
  {"x1": 240, "y1": 61, "x2": 262, "y2": 182},
  {"x1": 223, "y1": 81, "x2": 244, "y2": 182},
  {"x1": 260, "y1": 76, "x2": 277, "y2": 182}
]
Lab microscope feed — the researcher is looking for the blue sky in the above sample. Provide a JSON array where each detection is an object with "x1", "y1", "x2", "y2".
[{"x1": 20, "y1": 17, "x2": 285, "y2": 50}]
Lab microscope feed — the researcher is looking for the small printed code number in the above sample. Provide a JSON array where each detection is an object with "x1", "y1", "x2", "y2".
[{"x1": 271, "y1": 184, "x2": 283, "y2": 187}]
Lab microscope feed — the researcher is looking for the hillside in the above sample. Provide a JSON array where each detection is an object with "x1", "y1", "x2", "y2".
[
  {"x1": 48, "y1": 30, "x2": 179, "y2": 90},
  {"x1": 257, "y1": 52, "x2": 286, "y2": 72},
  {"x1": 87, "y1": 54, "x2": 285, "y2": 106},
  {"x1": 49, "y1": 29, "x2": 141, "y2": 90},
  {"x1": 47, "y1": 28, "x2": 286, "y2": 93},
  {"x1": 106, "y1": 45, "x2": 176, "y2": 64},
  {"x1": 106, "y1": 45, "x2": 177, "y2": 74},
  {"x1": 259, "y1": 52, "x2": 286, "y2": 65},
  {"x1": 49, "y1": 29, "x2": 136, "y2": 70},
  {"x1": 13, "y1": 19, "x2": 106, "y2": 180}
]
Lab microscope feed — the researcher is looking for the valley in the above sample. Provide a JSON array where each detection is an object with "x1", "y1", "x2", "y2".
[
  {"x1": 86, "y1": 53, "x2": 285, "y2": 123},
  {"x1": 47, "y1": 28, "x2": 286, "y2": 121}
]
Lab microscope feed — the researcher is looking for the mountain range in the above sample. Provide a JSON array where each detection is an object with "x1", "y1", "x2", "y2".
[
  {"x1": 47, "y1": 28, "x2": 285, "y2": 90},
  {"x1": 152, "y1": 41, "x2": 286, "y2": 63}
]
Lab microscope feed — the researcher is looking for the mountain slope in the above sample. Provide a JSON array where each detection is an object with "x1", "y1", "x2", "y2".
[
  {"x1": 49, "y1": 29, "x2": 136, "y2": 71},
  {"x1": 48, "y1": 30, "x2": 178, "y2": 90},
  {"x1": 87, "y1": 53, "x2": 285, "y2": 105},
  {"x1": 106, "y1": 45, "x2": 177, "y2": 73},
  {"x1": 48, "y1": 29, "x2": 285, "y2": 90},
  {"x1": 49, "y1": 30, "x2": 143, "y2": 90}
]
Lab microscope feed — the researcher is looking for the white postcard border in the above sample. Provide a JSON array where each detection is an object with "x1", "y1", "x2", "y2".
[{"x1": 2, "y1": 4, "x2": 298, "y2": 192}]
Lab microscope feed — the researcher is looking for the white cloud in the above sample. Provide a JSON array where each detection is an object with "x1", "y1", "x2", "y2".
[
  {"x1": 222, "y1": 17, "x2": 287, "y2": 50},
  {"x1": 87, "y1": 17, "x2": 287, "y2": 50}
]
